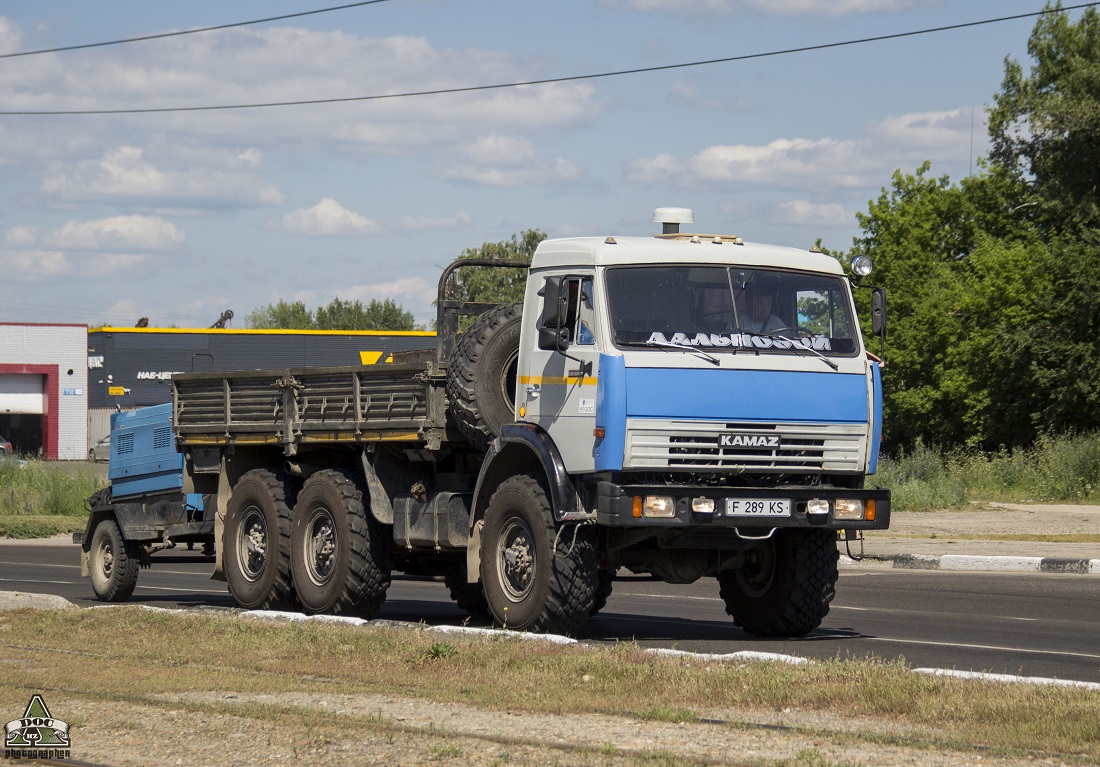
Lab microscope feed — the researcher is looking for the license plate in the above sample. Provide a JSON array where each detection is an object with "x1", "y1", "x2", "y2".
[{"x1": 725, "y1": 498, "x2": 791, "y2": 517}]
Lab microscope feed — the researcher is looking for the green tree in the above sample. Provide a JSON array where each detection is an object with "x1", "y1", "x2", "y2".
[
  {"x1": 244, "y1": 299, "x2": 313, "y2": 329},
  {"x1": 988, "y1": 2, "x2": 1100, "y2": 226},
  {"x1": 314, "y1": 297, "x2": 416, "y2": 330},
  {"x1": 846, "y1": 4, "x2": 1100, "y2": 452},
  {"x1": 445, "y1": 229, "x2": 545, "y2": 305},
  {"x1": 246, "y1": 297, "x2": 416, "y2": 330}
]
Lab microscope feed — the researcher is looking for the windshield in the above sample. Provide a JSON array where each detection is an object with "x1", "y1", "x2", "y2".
[{"x1": 605, "y1": 265, "x2": 858, "y2": 356}]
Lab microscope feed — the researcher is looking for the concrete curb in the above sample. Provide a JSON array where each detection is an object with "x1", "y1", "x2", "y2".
[{"x1": 841, "y1": 553, "x2": 1100, "y2": 574}]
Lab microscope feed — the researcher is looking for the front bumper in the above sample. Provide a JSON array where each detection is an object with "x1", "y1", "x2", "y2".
[{"x1": 596, "y1": 481, "x2": 890, "y2": 531}]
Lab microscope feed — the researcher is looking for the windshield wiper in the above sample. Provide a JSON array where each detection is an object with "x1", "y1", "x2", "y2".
[
  {"x1": 619, "y1": 340, "x2": 721, "y2": 366},
  {"x1": 759, "y1": 334, "x2": 839, "y2": 371}
]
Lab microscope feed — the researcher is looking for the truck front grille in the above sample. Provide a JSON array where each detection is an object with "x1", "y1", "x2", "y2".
[{"x1": 624, "y1": 419, "x2": 866, "y2": 473}]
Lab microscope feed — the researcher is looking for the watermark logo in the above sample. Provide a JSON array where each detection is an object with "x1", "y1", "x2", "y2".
[{"x1": 4, "y1": 695, "x2": 70, "y2": 760}]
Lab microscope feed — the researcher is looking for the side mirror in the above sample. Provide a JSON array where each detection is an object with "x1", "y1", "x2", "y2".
[
  {"x1": 537, "y1": 276, "x2": 572, "y2": 351},
  {"x1": 871, "y1": 288, "x2": 887, "y2": 338}
]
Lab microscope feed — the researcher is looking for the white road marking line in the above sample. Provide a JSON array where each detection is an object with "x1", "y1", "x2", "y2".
[
  {"x1": 0, "y1": 578, "x2": 75, "y2": 586},
  {"x1": 870, "y1": 635, "x2": 1100, "y2": 661}
]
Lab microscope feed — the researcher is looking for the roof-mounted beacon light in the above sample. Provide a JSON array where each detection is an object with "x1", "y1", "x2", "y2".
[{"x1": 652, "y1": 207, "x2": 694, "y2": 235}]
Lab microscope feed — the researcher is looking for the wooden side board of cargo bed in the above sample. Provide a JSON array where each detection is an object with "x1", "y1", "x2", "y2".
[{"x1": 170, "y1": 362, "x2": 449, "y2": 450}]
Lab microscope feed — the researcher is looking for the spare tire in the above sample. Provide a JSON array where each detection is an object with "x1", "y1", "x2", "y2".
[{"x1": 447, "y1": 302, "x2": 522, "y2": 451}]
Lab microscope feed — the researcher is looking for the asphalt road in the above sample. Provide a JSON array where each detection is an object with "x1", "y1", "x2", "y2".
[{"x1": 2, "y1": 540, "x2": 1098, "y2": 684}]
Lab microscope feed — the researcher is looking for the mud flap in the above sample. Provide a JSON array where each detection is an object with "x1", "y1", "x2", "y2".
[
  {"x1": 210, "y1": 458, "x2": 231, "y2": 582},
  {"x1": 466, "y1": 519, "x2": 483, "y2": 584}
]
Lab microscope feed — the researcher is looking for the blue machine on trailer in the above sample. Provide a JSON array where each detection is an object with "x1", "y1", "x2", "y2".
[
  {"x1": 107, "y1": 403, "x2": 206, "y2": 513},
  {"x1": 76, "y1": 403, "x2": 214, "y2": 601}
]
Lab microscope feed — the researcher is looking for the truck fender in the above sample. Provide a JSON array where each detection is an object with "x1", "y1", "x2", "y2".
[
  {"x1": 79, "y1": 509, "x2": 115, "y2": 577},
  {"x1": 466, "y1": 423, "x2": 588, "y2": 582}
]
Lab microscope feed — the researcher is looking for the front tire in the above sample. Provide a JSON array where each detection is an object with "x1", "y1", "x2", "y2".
[
  {"x1": 89, "y1": 519, "x2": 139, "y2": 602},
  {"x1": 224, "y1": 469, "x2": 296, "y2": 610},
  {"x1": 480, "y1": 475, "x2": 597, "y2": 636},
  {"x1": 717, "y1": 529, "x2": 838, "y2": 637},
  {"x1": 290, "y1": 469, "x2": 391, "y2": 617}
]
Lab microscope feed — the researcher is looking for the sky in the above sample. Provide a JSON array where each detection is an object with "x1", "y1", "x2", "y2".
[{"x1": 0, "y1": 0, "x2": 1081, "y2": 329}]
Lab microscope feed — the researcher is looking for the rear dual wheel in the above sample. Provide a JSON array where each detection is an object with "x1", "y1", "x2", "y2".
[
  {"x1": 290, "y1": 469, "x2": 392, "y2": 618},
  {"x1": 224, "y1": 470, "x2": 298, "y2": 610}
]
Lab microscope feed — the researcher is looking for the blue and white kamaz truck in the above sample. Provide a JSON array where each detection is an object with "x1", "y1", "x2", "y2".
[{"x1": 78, "y1": 208, "x2": 890, "y2": 637}]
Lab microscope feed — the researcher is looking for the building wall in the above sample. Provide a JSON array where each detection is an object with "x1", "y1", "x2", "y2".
[
  {"x1": 0, "y1": 324, "x2": 88, "y2": 460},
  {"x1": 85, "y1": 327, "x2": 437, "y2": 444}
]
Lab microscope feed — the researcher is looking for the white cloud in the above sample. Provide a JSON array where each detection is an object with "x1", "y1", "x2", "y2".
[
  {"x1": 279, "y1": 198, "x2": 380, "y2": 236},
  {"x1": 285, "y1": 276, "x2": 437, "y2": 312},
  {"x1": 48, "y1": 215, "x2": 184, "y2": 251},
  {"x1": 394, "y1": 212, "x2": 474, "y2": 231},
  {"x1": 0, "y1": 249, "x2": 149, "y2": 281},
  {"x1": 775, "y1": 200, "x2": 852, "y2": 226},
  {"x1": 627, "y1": 137, "x2": 876, "y2": 189},
  {"x1": 869, "y1": 107, "x2": 983, "y2": 153},
  {"x1": 602, "y1": 0, "x2": 927, "y2": 15},
  {"x1": 42, "y1": 146, "x2": 285, "y2": 211},
  {"x1": 0, "y1": 17, "x2": 21, "y2": 55},
  {"x1": 3, "y1": 225, "x2": 38, "y2": 248},
  {"x1": 0, "y1": 26, "x2": 596, "y2": 155},
  {"x1": 626, "y1": 106, "x2": 980, "y2": 192},
  {"x1": 0, "y1": 214, "x2": 180, "y2": 281},
  {"x1": 339, "y1": 276, "x2": 438, "y2": 307},
  {"x1": 439, "y1": 134, "x2": 585, "y2": 187}
]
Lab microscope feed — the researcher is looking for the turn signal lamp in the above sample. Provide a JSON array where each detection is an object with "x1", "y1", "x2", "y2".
[
  {"x1": 643, "y1": 496, "x2": 676, "y2": 518},
  {"x1": 865, "y1": 499, "x2": 877, "y2": 522},
  {"x1": 833, "y1": 499, "x2": 865, "y2": 521}
]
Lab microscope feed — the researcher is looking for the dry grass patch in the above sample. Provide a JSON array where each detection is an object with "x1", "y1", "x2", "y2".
[{"x1": 0, "y1": 607, "x2": 1096, "y2": 763}]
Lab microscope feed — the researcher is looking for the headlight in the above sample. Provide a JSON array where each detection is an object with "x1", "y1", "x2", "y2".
[
  {"x1": 643, "y1": 496, "x2": 676, "y2": 518},
  {"x1": 834, "y1": 499, "x2": 865, "y2": 521},
  {"x1": 806, "y1": 498, "x2": 830, "y2": 516},
  {"x1": 691, "y1": 497, "x2": 715, "y2": 514}
]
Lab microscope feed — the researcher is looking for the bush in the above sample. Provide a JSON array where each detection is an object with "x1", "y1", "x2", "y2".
[
  {"x1": 0, "y1": 457, "x2": 103, "y2": 523},
  {"x1": 875, "y1": 433, "x2": 1100, "y2": 510}
]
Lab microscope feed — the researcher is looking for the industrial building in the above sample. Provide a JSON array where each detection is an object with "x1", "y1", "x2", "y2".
[
  {"x1": 86, "y1": 326, "x2": 436, "y2": 448},
  {"x1": 2, "y1": 324, "x2": 435, "y2": 459},
  {"x1": 0, "y1": 323, "x2": 89, "y2": 460}
]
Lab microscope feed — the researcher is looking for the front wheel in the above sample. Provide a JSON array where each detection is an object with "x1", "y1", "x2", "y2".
[
  {"x1": 89, "y1": 519, "x2": 139, "y2": 602},
  {"x1": 717, "y1": 529, "x2": 838, "y2": 637},
  {"x1": 479, "y1": 475, "x2": 597, "y2": 636}
]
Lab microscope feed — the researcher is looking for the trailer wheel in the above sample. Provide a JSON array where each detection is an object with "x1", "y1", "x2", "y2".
[
  {"x1": 290, "y1": 469, "x2": 391, "y2": 617},
  {"x1": 447, "y1": 302, "x2": 522, "y2": 451},
  {"x1": 480, "y1": 474, "x2": 597, "y2": 636},
  {"x1": 224, "y1": 469, "x2": 296, "y2": 610},
  {"x1": 717, "y1": 529, "x2": 838, "y2": 637},
  {"x1": 443, "y1": 564, "x2": 489, "y2": 616},
  {"x1": 89, "y1": 518, "x2": 139, "y2": 602}
]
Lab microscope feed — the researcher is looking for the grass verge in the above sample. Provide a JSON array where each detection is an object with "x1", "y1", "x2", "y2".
[
  {"x1": 877, "y1": 433, "x2": 1100, "y2": 511},
  {"x1": 0, "y1": 457, "x2": 103, "y2": 538},
  {"x1": 0, "y1": 607, "x2": 1096, "y2": 763}
]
